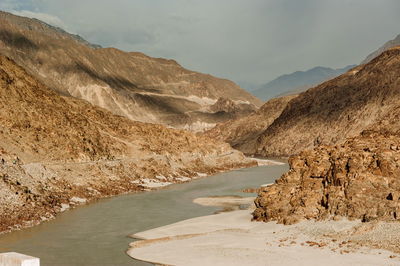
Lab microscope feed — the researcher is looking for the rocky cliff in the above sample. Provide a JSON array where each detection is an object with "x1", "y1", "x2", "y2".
[
  {"x1": 0, "y1": 11, "x2": 261, "y2": 132},
  {"x1": 253, "y1": 47, "x2": 400, "y2": 225},
  {"x1": 253, "y1": 131, "x2": 400, "y2": 224},
  {"x1": 203, "y1": 95, "x2": 296, "y2": 154},
  {"x1": 0, "y1": 55, "x2": 255, "y2": 233}
]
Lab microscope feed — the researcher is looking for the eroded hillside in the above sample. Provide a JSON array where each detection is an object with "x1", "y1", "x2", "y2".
[
  {"x1": 0, "y1": 11, "x2": 261, "y2": 132},
  {"x1": 255, "y1": 46, "x2": 400, "y2": 157},
  {"x1": 253, "y1": 47, "x2": 400, "y2": 228},
  {"x1": 0, "y1": 55, "x2": 255, "y2": 233},
  {"x1": 204, "y1": 95, "x2": 296, "y2": 154}
]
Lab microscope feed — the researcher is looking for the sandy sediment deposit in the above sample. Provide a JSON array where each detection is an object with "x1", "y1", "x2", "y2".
[
  {"x1": 193, "y1": 196, "x2": 255, "y2": 213},
  {"x1": 251, "y1": 158, "x2": 285, "y2": 166},
  {"x1": 193, "y1": 196, "x2": 255, "y2": 207},
  {"x1": 128, "y1": 198, "x2": 400, "y2": 266}
]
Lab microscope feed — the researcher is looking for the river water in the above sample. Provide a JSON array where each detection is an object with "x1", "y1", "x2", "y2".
[{"x1": 0, "y1": 163, "x2": 288, "y2": 266}]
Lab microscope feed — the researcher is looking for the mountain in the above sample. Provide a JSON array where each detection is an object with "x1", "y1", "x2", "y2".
[
  {"x1": 0, "y1": 11, "x2": 261, "y2": 132},
  {"x1": 203, "y1": 94, "x2": 297, "y2": 154},
  {"x1": 253, "y1": 46, "x2": 400, "y2": 157},
  {"x1": 0, "y1": 55, "x2": 254, "y2": 233},
  {"x1": 362, "y1": 34, "x2": 400, "y2": 64},
  {"x1": 205, "y1": 36, "x2": 400, "y2": 157},
  {"x1": 252, "y1": 65, "x2": 356, "y2": 101},
  {"x1": 253, "y1": 46, "x2": 400, "y2": 226}
]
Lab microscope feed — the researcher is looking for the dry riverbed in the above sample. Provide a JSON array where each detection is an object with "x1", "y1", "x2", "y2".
[{"x1": 127, "y1": 197, "x2": 400, "y2": 266}]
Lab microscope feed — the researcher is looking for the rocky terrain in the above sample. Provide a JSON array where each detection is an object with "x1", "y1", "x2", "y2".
[
  {"x1": 201, "y1": 36, "x2": 400, "y2": 158},
  {"x1": 0, "y1": 11, "x2": 261, "y2": 132},
  {"x1": 203, "y1": 95, "x2": 296, "y2": 154},
  {"x1": 0, "y1": 54, "x2": 256, "y2": 233},
  {"x1": 253, "y1": 130, "x2": 400, "y2": 225},
  {"x1": 253, "y1": 46, "x2": 400, "y2": 157},
  {"x1": 253, "y1": 46, "x2": 400, "y2": 230},
  {"x1": 213, "y1": 40, "x2": 400, "y2": 158}
]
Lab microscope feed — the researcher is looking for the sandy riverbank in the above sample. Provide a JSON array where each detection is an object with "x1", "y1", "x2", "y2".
[{"x1": 127, "y1": 197, "x2": 400, "y2": 266}]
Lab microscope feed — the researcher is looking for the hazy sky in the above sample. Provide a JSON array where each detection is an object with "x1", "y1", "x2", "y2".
[{"x1": 1, "y1": 0, "x2": 400, "y2": 87}]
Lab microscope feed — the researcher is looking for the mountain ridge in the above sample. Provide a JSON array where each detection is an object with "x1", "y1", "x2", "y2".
[
  {"x1": 362, "y1": 34, "x2": 400, "y2": 64},
  {"x1": 0, "y1": 10, "x2": 261, "y2": 132},
  {"x1": 253, "y1": 46, "x2": 400, "y2": 227},
  {"x1": 252, "y1": 64, "x2": 355, "y2": 100},
  {"x1": 255, "y1": 46, "x2": 400, "y2": 157},
  {"x1": 0, "y1": 54, "x2": 254, "y2": 233}
]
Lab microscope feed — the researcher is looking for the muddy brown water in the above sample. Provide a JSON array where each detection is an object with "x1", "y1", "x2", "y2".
[{"x1": 0, "y1": 163, "x2": 288, "y2": 266}]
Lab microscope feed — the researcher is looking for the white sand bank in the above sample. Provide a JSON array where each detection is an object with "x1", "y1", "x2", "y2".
[
  {"x1": 131, "y1": 178, "x2": 172, "y2": 188},
  {"x1": 252, "y1": 158, "x2": 285, "y2": 166},
  {"x1": 128, "y1": 209, "x2": 400, "y2": 266},
  {"x1": 193, "y1": 196, "x2": 255, "y2": 208}
]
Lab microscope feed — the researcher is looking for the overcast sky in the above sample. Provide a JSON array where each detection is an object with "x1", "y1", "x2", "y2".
[{"x1": 1, "y1": 0, "x2": 400, "y2": 88}]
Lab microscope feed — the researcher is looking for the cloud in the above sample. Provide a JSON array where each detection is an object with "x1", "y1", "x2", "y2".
[
  {"x1": 1, "y1": 0, "x2": 400, "y2": 87},
  {"x1": 9, "y1": 9, "x2": 68, "y2": 30},
  {"x1": 0, "y1": 0, "x2": 21, "y2": 10}
]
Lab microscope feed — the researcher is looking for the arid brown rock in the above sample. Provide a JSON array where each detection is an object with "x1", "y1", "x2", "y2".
[
  {"x1": 0, "y1": 11, "x2": 261, "y2": 132},
  {"x1": 0, "y1": 55, "x2": 255, "y2": 233},
  {"x1": 254, "y1": 46, "x2": 400, "y2": 157},
  {"x1": 253, "y1": 132, "x2": 400, "y2": 224},
  {"x1": 204, "y1": 95, "x2": 296, "y2": 154}
]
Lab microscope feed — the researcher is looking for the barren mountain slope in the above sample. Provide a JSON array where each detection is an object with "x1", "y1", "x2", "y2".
[
  {"x1": 204, "y1": 95, "x2": 296, "y2": 154},
  {"x1": 254, "y1": 46, "x2": 400, "y2": 157},
  {"x1": 253, "y1": 47, "x2": 400, "y2": 229},
  {"x1": 0, "y1": 11, "x2": 261, "y2": 132},
  {"x1": 0, "y1": 55, "x2": 255, "y2": 233}
]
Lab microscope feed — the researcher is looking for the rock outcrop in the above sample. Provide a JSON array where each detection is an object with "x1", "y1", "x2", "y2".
[
  {"x1": 204, "y1": 95, "x2": 296, "y2": 154},
  {"x1": 0, "y1": 55, "x2": 255, "y2": 233},
  {"x1": 253, "y1": 131, "x2": 400, "y2": 224},
  {"x1": 0, "y1": 11, "x2": 261, "y2": 132},
  {"x1": 253, "y1": 46, "x2": 400, "y2": 225}
]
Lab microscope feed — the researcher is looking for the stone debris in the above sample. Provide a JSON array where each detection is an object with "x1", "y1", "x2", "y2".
[{"x1": 254, "y1": 132, "x2": 400, "y2": 225}]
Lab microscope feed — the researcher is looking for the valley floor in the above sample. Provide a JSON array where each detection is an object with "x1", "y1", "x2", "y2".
[{"x1": 128, "y1": 197, "x2": 400, "y2": 266}]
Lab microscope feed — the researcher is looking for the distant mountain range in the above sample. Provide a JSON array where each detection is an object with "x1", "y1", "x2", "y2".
[
  {"x1": 205, "y1": 34, "x2": 400, "y2": 157},
  {"x1": 362, "y1": 34, "x2": 400, "y2": 64},
  {"x1": 250, "y1": 34, "x2": 400, "y2": 102},
  {"x1": 251, "y1": 65, "x2": 356, "y2": 101}
]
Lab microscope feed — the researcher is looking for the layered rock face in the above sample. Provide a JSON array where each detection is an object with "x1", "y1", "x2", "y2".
[
  {"x1": 255, "y1": 46, "x2": 400, "y2": 157},
  {"x1": 0, "y1": 11, "x2": 261, "y2": 131},
  {"x1": 204, "y1": 95, "x2": 296, "y2": 154},
  {"x1": 0, "y1": 55, "x2": 255, "y2": 232},
  {"x1": 253, "y1": 132, "x2": 400, "y2": 224}
]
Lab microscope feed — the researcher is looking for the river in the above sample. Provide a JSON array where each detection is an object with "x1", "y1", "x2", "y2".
[{"x1": 0, "y1": 163, "x2": 288, "y2": 266}]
